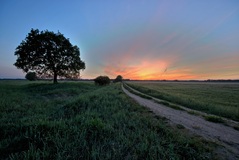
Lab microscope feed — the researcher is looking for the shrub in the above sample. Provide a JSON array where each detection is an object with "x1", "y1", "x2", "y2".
[
  {"x1": 113, "y1": 75, "x2": 123, "y2": 83},
  {"x1": 25, "y1": 72, "x2": 37, "y2": 81},
  {"x1": 94, "y1": 76, "x2": 110, "y2": 86}
]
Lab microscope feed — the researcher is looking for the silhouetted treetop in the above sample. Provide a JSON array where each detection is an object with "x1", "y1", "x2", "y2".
[{"x1": 113, "y1": 75, "x2": 123, "y2": 83}]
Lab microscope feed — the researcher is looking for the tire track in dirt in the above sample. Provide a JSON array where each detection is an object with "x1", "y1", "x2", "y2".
[{"x1": 122, "y1": 84, "x2": 239, "y2": 160}]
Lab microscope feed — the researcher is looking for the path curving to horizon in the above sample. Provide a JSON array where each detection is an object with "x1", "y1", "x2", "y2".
[{"x1": 122, "y1": 84, "x2": 239, "y2": 160}]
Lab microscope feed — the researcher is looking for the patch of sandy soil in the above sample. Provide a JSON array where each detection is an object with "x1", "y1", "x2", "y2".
[{"x1": 122, "y1": 84, "x2": 239, "y2": 160}]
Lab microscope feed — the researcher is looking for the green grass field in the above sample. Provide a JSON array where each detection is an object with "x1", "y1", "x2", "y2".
[
  {"x1": 0, "y1": 80, "x2": 215, "y2": 159},
  {"x1": 126, "y1": 81, "x2": 239, "y2": 121}
]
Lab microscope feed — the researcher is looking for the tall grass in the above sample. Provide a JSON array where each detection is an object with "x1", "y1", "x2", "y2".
[
  {"x1": 0, "y1": 80, "x2": 215, "y2": 159},
  {"x1": 126, "y1": 82, "x2": 239, "y2": 121}
]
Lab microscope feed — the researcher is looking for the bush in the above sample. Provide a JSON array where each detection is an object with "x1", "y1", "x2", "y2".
[
  {"x1": 94, "y1": 76, "x2": 110, "y2": 86},
  {"x1": 113, "y1": 75, "x2": 123, "y2": 83},
  {"x1": 25, "y1": 72, "x2": 37, "y2": 81}
]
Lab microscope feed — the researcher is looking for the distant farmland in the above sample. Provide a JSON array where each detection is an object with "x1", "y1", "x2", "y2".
[{"x1": 126, "y1": 81, "x2": 239, "y2": 121}]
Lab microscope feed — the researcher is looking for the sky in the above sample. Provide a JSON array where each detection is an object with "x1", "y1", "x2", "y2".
[{"x1": 0, "y1": 0, "x2": 239, "y2": 80}]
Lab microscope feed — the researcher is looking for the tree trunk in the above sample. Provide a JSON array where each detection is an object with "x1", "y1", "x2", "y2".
[{"x1": 53, "y1": 72, "x2": 57, "y2": 84}]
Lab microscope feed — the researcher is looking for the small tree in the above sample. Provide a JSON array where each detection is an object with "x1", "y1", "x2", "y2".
[
  {"x1": 94, "y1": 76, "x2": 110, "y2": 86},
  {"x1": 14, "y1": 29, "x2": 85, "y2": 84},
  {"x1": 113, "y1": 75, "x2": 123, "y2": 83},
  {"x1": 25, "y1": 72, "x2": 37, "y2": 81}
]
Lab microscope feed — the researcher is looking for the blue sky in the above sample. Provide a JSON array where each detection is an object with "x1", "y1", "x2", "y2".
[{"x1": 1, "y1": 0, "x2": 239, "y2": 79}]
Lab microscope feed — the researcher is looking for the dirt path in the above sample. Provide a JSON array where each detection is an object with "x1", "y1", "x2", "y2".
[{"x1": 122, "y1": 84, "x2": 239, "y2": 159}]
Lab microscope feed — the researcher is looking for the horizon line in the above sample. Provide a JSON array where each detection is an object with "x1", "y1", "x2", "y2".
[{"x1": 0, "y1": 78, "x2": 239, "y2": 82}]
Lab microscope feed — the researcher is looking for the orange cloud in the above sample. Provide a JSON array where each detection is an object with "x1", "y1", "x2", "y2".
[
  {"x1": 103, "y1": 52, "x2": 239, "y2": 80},
  {"x1": 104, "y1": 54, "x2": 177, "y2": 80}
]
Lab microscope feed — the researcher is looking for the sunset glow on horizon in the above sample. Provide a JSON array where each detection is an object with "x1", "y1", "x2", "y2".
[{"x1": 1, "y1": 0, "x2": 239, "y2": 80}]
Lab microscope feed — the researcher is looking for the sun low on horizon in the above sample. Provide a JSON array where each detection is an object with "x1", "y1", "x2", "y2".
[{"x1": 0, "y1": 0, "x2": 239, "y2": 80}]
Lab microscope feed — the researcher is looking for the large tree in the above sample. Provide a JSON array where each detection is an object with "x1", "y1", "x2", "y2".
[{"x1": 14, "y1": 29, "x2": 85, "y2": 83}]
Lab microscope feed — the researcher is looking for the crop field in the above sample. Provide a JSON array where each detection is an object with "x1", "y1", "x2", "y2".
[
  {"x1": 126, "y1": 81, "x2": 239, "y2": 121},
  {"x1": 0, "y1": 80, "x2": 215, "y2": 159}
]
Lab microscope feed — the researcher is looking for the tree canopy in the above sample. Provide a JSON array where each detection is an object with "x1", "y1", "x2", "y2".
[
  {"x1": 14, "y1": 29, "x2": 85, "y2": 83},
  {"x1": 113, "y1": 75, "x2": 123, "y2": 83}
]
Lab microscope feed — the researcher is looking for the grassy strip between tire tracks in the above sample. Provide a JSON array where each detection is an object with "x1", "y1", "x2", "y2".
[{"x1": 123, "y1": 83, "x2": 184, "y2": 111}]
